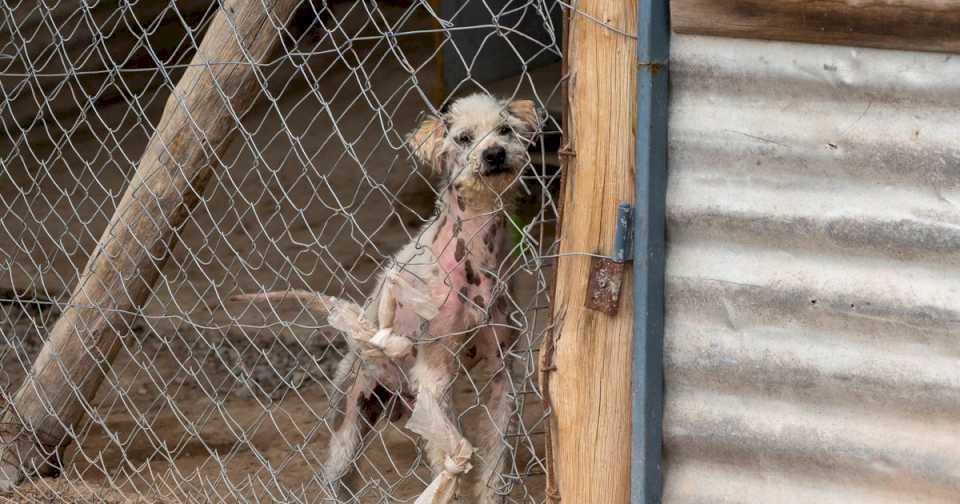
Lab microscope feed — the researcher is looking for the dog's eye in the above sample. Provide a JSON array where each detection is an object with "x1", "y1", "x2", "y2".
[
  {"x1": 497, "y1": 125, "x2": 512, "y2": 136},
  {"x1": 455, "y1": 133, "x2": 472, "y2": 145}
]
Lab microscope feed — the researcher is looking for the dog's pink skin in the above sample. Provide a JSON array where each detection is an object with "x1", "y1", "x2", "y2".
[
  {"x1": 427, "y1": 187, "x2": 507, "y2": 335},
  {"x1": 383, "y1": 185, "x2": 510, "y2": 348}
]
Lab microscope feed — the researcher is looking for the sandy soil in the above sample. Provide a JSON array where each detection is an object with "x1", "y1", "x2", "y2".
[{"x1": 0, "y1": 3, "x2": 562, "y2": 503}]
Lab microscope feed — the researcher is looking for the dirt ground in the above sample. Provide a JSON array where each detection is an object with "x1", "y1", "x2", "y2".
[{"x1": 0, "y1": 3, "x2": 561, "y2": 503}]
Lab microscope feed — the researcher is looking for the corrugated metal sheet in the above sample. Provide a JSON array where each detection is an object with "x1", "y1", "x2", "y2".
[{"x1": 664, "y1": 34, "x2": 960, "y2": 504}]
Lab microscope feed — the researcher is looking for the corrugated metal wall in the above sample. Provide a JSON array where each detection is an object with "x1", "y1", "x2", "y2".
[{"x1": 664, "y1": 34, "x2": 960, "y2": 503}]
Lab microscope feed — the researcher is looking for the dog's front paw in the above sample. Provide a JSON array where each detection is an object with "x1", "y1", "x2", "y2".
[{"x1": 365, "y1": 328, "x2": 414, "y2": 359}]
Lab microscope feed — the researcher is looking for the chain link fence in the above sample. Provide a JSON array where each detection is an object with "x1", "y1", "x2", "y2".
[{"x1": 0, "y1": 0, "x2": 564, "y2": 502}]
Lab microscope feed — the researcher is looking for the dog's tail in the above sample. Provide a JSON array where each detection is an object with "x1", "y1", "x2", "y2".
[
  {"x1": 230, "y1": 278, "x2": 436, "y2": 361},
  {"x1": 230, "y1": 289, "x2": 339, "y2": 315},
  {"x1": 231, "y1": 290, "x2": 382, "y2": 347}
]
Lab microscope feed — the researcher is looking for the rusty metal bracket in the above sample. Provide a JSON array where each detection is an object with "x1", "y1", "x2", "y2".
[{"x1": 585, "y1": 203, "x2": 634, "y2": 314}]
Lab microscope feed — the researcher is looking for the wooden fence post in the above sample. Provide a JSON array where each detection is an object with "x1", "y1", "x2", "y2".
[
  {"x1": 0, "y1": 0, "x2": 299, "y2": 490},
  {"x1": 546, "y1": 0, "x2": 638, "y2": 502}
]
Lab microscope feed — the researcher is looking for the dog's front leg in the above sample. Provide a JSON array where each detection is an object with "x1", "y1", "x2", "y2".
[{"x1": 407, "y1": 338, "x2": 473, "y2": 501}]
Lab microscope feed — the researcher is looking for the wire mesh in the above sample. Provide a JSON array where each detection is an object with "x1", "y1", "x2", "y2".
[{"x1": 0, "y1": 1, "x2": 564, "y2": 502}]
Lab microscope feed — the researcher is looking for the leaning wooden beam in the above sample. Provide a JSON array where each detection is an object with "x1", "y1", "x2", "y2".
[
  {"x1": 545, "y1": 0, "x2": 638, "y2": 503},
  {"x1": 0, "y1": 0, "x2": 299, "y2": 491}
]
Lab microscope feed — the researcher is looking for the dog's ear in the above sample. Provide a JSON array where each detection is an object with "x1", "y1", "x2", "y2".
[
  {"x1": 506, "y1": 99, "x2": 542, "y2": 132},
  {"x1": 408, "y1": 115, "x2": 445, "y2": 171}
]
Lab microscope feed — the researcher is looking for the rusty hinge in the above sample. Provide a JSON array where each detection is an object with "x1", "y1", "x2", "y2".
[{"x1": 585, "y1": 202, "x2": 633, "y2": 315}]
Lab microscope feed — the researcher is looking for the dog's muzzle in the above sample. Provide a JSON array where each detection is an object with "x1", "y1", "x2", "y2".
[{"x1": 480, "y1": 146, "x2": 511, "y2": 176}]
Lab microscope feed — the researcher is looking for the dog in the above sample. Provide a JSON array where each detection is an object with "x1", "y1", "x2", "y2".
[{"x1": 235, "y1": 94, "x2": 541, "y2": 502}]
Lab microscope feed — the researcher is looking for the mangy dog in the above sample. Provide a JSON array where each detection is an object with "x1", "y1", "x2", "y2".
[{"x1": 236, "y1": 94, "x2": 540, "y2": 502}]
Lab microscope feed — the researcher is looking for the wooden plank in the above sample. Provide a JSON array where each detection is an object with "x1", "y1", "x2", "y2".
[
  {"x1": 0, "y1": 0, "x2": 300, "y2": 491},
  {"x1": 672, "y1": 0, "x2": 960, "y2": 54},
  {"x1": 545, "y1": 0, "x2": 637, "y2": 502}
]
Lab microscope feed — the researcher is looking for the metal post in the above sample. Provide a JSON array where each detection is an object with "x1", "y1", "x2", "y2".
[{"x1": 632, "y1": 0, "x2": 669, "y2": 503}]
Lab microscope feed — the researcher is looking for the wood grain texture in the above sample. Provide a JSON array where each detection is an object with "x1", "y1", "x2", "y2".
[
  {"x1": 547, "y1": 0, "x2": 637, "y2": 502},
  {"x1": 0, "y1": 0, "x2": 300, "y2": 490},
  {"x1": 672, "y1": 0, "x2": 960, "y2": 54}
]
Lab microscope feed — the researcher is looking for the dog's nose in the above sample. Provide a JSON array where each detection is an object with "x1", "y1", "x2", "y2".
[{"x1": 482, "y1": 146, "x2": 506, "y2": 167}]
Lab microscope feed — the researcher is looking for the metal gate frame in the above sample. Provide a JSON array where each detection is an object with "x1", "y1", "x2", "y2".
[{"x1": 632, "y1": 0, "x2": 669, "y2": 503}]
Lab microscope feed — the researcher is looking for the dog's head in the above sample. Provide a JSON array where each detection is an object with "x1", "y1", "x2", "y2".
[{"x1": 409, "y1": 94, "x2": 541, "y2": 209}]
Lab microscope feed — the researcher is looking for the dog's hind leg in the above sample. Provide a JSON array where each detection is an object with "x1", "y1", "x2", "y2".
[
  {"x1": 470, "y1": 325, "x2": 517, "y2": 503},
  {"x1": 321, "y1": 358, "x2": 395, "y2": 500}
]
